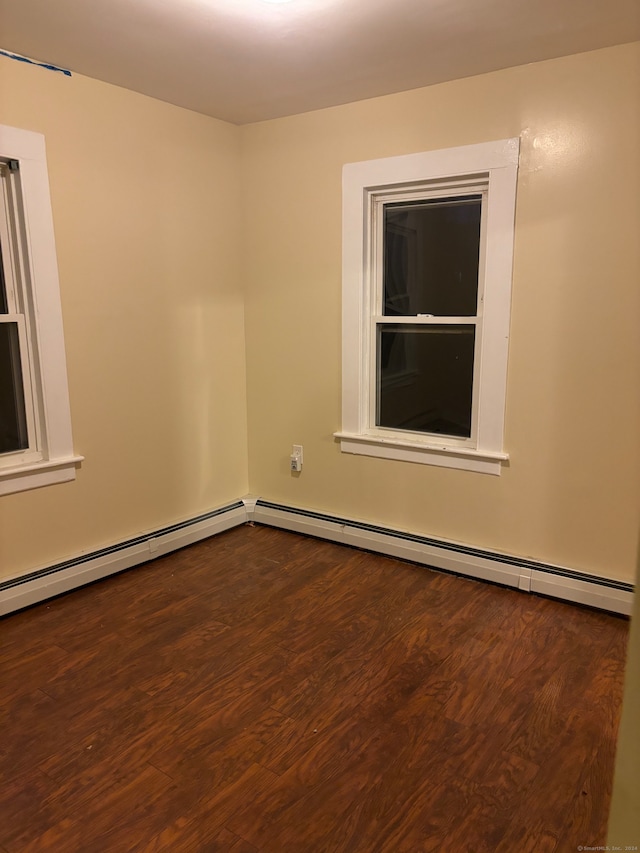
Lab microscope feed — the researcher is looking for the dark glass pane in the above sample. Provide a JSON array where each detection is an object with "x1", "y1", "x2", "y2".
[
  {"x1": 377, "y1": 324, "x2": 475, "y2": 438},
  {"x1": 0, "y1": 323, "x2": 29, "y2": 453},
  {"x1": 0, "y1": 241, "x2": 8, "y2": 314},
  {"x1": 383, "y1": 195, "x2": 481, "y2": 317}
]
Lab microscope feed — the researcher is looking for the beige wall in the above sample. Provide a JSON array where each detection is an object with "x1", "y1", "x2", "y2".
[
  {"x1": 242, "y1": 43, "x2": 640, "y2": 583},
  {"x1": 0, "y1": 58, "x2": 248, "y2": 581},
  {"x1": 1, "y1": 43, "x2": 638, "y2": 586}
]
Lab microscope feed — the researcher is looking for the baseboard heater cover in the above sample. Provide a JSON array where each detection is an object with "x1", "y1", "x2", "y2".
[
  {"x1": 1, "y1": 496, "x2": 633, "y2": 618},
  {"x1": 0, "y1": 501, "x2": 247, "y2": 616},
  {"x1": 249, "y1": 500, "x2": 634, "y2": 616}
]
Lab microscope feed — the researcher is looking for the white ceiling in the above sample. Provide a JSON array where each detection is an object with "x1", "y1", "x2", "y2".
[{"x1": 0, "y1": 0, "x2": 638, "y2": 125}]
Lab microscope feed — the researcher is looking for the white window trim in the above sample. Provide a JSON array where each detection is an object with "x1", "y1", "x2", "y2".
[
  {"x1": 0, "y1": 124, "x2": 82, "y2": 496},
  {"x1": 335, "y1": 138, "x2": 519, "y2": 475}
]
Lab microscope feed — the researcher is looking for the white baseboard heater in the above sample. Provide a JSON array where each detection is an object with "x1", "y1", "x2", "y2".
[
  {"x1": 250, "y1": 499, "x2": 634, "y2": 617},
  {"x1": 0, "y1": 501, "x2": 247, "y2": 617},
  {"x1": 0, "y1": 496, "x2": 633, "y2": 617}
]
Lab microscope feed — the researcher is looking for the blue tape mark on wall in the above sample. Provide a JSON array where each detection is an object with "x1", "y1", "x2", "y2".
[{"x1": 0, "y1": 49, "x2": 71, "y2": 77}]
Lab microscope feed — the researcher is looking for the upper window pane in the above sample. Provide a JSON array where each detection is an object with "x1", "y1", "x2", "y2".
[
  {"x1": 383, "y1": 195, "x2": 481, "y2": 317},
  {"x1": 0, "y1": 241, "x2": 7, "y2": 314}
]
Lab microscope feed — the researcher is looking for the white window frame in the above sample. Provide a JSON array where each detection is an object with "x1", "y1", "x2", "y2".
[
  {"x1": 335, "y1": 138, "x2": 519, "y2": 475},
  {"x1": 0, "y1": 124, "x2": 82, "y2": 496}
]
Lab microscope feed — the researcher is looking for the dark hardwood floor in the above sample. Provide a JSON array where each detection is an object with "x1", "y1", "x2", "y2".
[{"x1": 0, "y1": 524, "x2": 629, "y2": 852}]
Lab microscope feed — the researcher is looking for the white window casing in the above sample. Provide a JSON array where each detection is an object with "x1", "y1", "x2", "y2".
[
  {"x1": 0, "y1": 124, "x2": 82, "y2": 495},
  {"x1": 335, "y1": 138, "x2": 520, "y2": 475}
]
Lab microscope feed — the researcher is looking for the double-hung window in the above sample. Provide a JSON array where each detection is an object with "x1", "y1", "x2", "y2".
[
  {"x1": 0, "y1": 124, "x2": 81, "y2": 495},
  {"x1": 337, "y1": 139, "x2": 519, "y2": 475},
  {"x1": 1, "y1": 159, "x2": 40, "y2": 462}
]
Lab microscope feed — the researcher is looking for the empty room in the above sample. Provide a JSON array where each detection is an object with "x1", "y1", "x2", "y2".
[{"x1": 0, "y1": 0, "x2": 639, "y2": 850}]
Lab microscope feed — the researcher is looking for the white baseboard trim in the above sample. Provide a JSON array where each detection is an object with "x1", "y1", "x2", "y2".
[
  {"x1": 0, "y1": 501, "x2": 248, "y2": 616},
  {"x1": 249, "y1": 500, "x2": 634, "y2": 616}
]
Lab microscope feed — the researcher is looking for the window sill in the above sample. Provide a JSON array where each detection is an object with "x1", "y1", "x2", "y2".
[
  {"x1": 0, "y1": 455, "x2": 84, "y2": 496},
  {"x1": 334, "y1": 432, "x2": 507, "y2": 475}
]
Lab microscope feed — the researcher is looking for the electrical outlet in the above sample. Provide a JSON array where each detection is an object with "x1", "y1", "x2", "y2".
[{"x1": 290, "y1": 444, "x2": 303, "y2": 472}]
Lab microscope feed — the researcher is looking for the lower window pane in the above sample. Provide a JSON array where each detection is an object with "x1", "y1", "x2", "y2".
[
  {"x1": 0, "y1": 322, "x2": 29, "y2": 453},
  {"x1": 377, "y1": 324, "x2": 475, "y2": 438}
]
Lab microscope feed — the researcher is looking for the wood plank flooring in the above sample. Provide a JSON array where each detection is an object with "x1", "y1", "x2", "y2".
[{"x1": 0, "y1": 524, "x2": 629, "y2": 852}]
